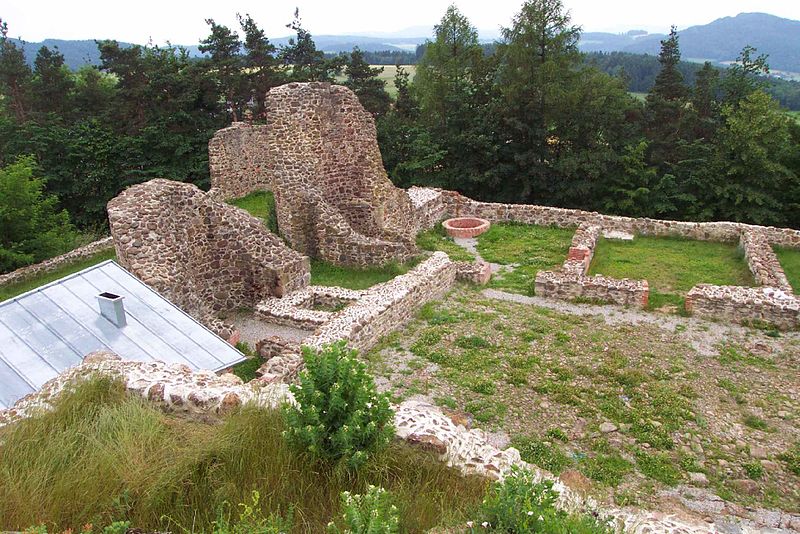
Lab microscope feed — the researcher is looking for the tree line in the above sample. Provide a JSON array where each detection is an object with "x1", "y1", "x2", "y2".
[
  {"x1": 378, "y1": 2, "x2": 800, "y2": 228},
  {"x1": 1, "y1": 2, "x2": 799, "y2": 274}
]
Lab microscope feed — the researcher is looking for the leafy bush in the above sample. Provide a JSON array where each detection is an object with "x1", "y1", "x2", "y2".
[
  {"x1": 283, "y1": 342, "x2": 395, "y2": 469},
  {"x1": 0, "y1": 156, "x2": 78, "y2": 273},
  {"x1": 327, "y1": 486, "x2": 400, "y2": 534},
  {"x1": 778, "y1": 443, "x2": 800, "y2": 475},
  {"x1": 212, "y1": 491, "x2": 293, "y2": 534},
  {"x1": 477, "y1": 467, "x2": 612, "y2": 533}
]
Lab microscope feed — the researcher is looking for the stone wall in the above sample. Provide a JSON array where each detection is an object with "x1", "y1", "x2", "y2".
[
  {"x1": 108, "y1": 179, "x2": 310, "y2": 337},
  {"x1": 686, "y1": 285, "x2": 799, "y2": 330},
  {"x1": 0, "y1": 236, "x2": 115, "y2": 292},
  {"x1": 441, "y1": 190, "x2": 800, "y2": 247},
  {"x1": 257, "y1": 253, "x2": 460, "y2": 382},
  {"x1": 3, "y1": 351, "x2": 795, "y2": 533},
  {"x1": 534, "y1": 224, "x2": 650, "y2": 308},
  {"x1": 208, "y1": 123, "x2": 271, "y2": 200},
  {"x1": 740, "y1": 230, "x2": 793, "y2": 291},
  {"x1": 208, "y1": 82, "x2": 425, "y2": 267}
]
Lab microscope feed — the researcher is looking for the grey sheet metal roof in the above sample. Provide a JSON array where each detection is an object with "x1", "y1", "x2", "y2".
[{"x1": 0, "y1": 260, "x2": 246, "y2": 410}]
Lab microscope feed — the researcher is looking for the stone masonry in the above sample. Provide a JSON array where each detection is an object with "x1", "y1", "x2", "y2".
[
  {"x1": 209, "y1": 82, "x2": 423, "y2": 267},
  {"x1": 107, "y1": 179, "x2": 310, "y2": 338}
]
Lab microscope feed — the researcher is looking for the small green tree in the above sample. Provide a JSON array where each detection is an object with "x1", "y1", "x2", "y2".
[
  {"x1": 283, "y1": 342, "x2": 394, "y2": 469},
  {"x1": 0, "y1": 156, "x2": 78, "y2": 273},
  {"x1": 327, "y1": 486, "x2": 400, "y2": 534}
]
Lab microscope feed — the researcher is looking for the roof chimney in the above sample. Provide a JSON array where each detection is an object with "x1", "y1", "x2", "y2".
[{"x1": 97, "y1": 292, "x2": 127, "y2": 327}]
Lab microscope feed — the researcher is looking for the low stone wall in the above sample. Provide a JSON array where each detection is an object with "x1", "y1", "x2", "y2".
[
  {"x1": 3, "y1": 351, "x2": 793, "y2": 533},
  {"x1": 257, "y1": 253, "x2": 459, "y2": 382},
  {"x1": 0, "y1": 236, "x2": 115, "y2": 292},
  {"x1": 256, "y1": 286, "x2": 364, "y2": 330},
  {"x1": 740, "y1": 230, "x2": 793, "y2": 292},
  {"x1": 534, "y1": 223, "x2": 650, "y2": 308},
  {"x1": 305, "y1": 252, "x2": 457, "y2": 353},
  {"x1": 686, "y1": 285, "x2": 800, "y2": 330},
  {"x1": 408, "y1": 187, "x2": 447, "y2": 232},
  {"x1": 441, "y1": 190, "x2": 800, "y2": 247}
]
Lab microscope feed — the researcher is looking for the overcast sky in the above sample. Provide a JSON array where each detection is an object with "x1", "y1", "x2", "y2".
[{"x1": 3, "y1": 0, "x2": 800, "y2": 44}]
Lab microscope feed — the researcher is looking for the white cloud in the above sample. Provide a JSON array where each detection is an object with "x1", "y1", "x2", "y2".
[{"x1": 3, "y1": 0, "x2": 799, "y2": 44}]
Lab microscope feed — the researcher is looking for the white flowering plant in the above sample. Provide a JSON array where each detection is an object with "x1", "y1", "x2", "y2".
[
  {"x1": 476, "y1": 466, "x2": 612, "y2": 533},
  {"x1": 283, "y1": 342, "x2": 395, "y2": 469},
  {"x1": 327, "y1": 485, "x2": 400, "y2": 534}
]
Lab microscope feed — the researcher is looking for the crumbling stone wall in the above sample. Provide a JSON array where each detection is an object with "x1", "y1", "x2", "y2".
[
  {"x1": 209, "y1": 82, "x2": 422, "y2": 267},
  {"x1": 108, "y1": 179, "x2": 310, "y2": 336},
  {"x1": 441, "y1": 190, "x2": 800, "y2": 247},
  {"x1": 686, "y1": 285, "x2": 799, "y2": 330},
  {"x1": 740, "y1": 230, "x2": 793, "y2": 291},
  {"x1": 534, "y1": 224, "x2": 650, "y2": 307},
  {"x1": 208, "y1": 124, "x2": 270, "y2": 199}
]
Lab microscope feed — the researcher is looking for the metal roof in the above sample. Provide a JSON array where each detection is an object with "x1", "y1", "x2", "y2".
[{"x1": 0, "y1": 260, "x2": 246, "y2": 410}]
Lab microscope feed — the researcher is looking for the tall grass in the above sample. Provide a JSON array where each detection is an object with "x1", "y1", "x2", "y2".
[{"x1": 0, "y1": 377, "x2": 487, "y2": 533}]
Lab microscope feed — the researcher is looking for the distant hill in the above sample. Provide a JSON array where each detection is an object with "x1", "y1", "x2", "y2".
[
  {"x1": 579, "y1": 13, "x2": 800, "y2": 74},
  {"x1": 8, "y1": 35, "x2": 428, "y2": 70},
  {"x1": 10, "y1": 13, "x2": 800, "y2": 74}
]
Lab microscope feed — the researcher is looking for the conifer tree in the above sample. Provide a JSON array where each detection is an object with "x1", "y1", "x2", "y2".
[
  {"x1": 644, "y1": 26, "x2": 689, "y2": 169},
  {"x1": 343, "y1": 48, "x2": 390, "y2": 117}
]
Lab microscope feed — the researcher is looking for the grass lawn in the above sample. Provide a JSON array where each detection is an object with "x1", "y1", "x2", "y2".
[
  {"x1": 365, "y1": 286, "x2": 800, "y2": 513},
  {"x1": 476, "y1": 223, "x2": 575, "y2": 295},
  {"x1": 311, "y1": 259, "x2": 418, "y2": 290},
  {"x1": 775, "y1": 246, "x2": 800, "y2": 292},
  {"x1": 416, "y1": 224, "x2": 476, "y2": 262},
  {"x1": 0, "y1": 377, "x2": 488, "y2": 532},
  {"x1": 227, "y1": 190, "x2": 278, "y2": 234},
  {"x1": 589, "y1": 236, "x2": 754, "y2": 310},
  {"x1": 0, "y1": 249, "x2": 117, "y2": 302}
]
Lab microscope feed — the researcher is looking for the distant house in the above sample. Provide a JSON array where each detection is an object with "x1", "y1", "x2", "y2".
[{"x1": 0, "y1": 260, "x2": 246, "y2": 409}]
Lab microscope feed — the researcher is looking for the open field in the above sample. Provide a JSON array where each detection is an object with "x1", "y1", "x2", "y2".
[
  {"x1": 364, "y1": 286, "x2": 800, "y2": 514},
  {"x1": 788, "y1": 111, "x2": 800, "y2": 125},
  {"x1": 0, "y1": 378, "x2": 489, "y2": 532},
  {"x1": 335, "y1": 65, "x2": 417, "y2": 97},
  {"x1": 477, "y1": 223, "x2": 575, "y2": 295},
  {"x1": 589, "y1": 236, "x2": 754, "y2": 310},
  {"x1": 0, "y1": 249, "x2": 117, "y2": 302},
  {"x1": 775, "y1": 246, "x2": 800, "y2": 292}
]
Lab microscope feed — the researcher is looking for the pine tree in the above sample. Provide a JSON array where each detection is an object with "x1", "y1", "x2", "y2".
[
  {"x1": 238, "y1": 13, "x2": 282, "y2": 117},
  {"x1": 644, "y1": 26, "x2": 689, "y2": 169},
  {"x1": 0, "y1": 20, "x2": 32, "y2": 122},
  {"x1": 343, "y1": 48, "x2": 390, "y2": 117},
  {"x1": 32, "y1": 46, "x2": 74, "y2": 115},
  {"x1": 199, "y1": 19, "x2": 244, "y2": 121}
]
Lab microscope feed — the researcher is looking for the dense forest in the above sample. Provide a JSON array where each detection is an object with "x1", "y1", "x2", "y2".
[{"x1": 1, "y1": 0, "x2": 799, "y2": 274}]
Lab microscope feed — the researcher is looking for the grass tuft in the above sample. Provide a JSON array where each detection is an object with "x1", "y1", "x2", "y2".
[{"x1": 0, "y1": 377, "x2": 488, "y2": 532}]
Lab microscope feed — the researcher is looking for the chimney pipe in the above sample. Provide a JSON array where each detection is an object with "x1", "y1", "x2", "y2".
[{"x1": 97, "y1": 292, "x2": 127, "y2": 327}]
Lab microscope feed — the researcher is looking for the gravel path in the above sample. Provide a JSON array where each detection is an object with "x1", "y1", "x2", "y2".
[
  {"x1": 482, "y1": 288, "x2": 800, "y2": 356},
  {"x1": 230, "y1": 313, "x2": 312, "y2": 346}
]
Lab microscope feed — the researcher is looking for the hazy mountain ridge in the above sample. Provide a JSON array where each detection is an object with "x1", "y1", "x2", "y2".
[
  {"x1": 580, "y1": 13, "x2": 800, "y2": 74},
  {"x1": 9, "y1": 12, "x2": 800, "y2": 73}
]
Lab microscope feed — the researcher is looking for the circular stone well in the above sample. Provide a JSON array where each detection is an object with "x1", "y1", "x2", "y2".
[{"x1": 442, "y1": 217, "x2": 491, "y2": 239}]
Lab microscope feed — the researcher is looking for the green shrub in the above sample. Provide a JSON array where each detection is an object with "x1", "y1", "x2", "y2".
[
  {"x1": 743, "y1": 462, "x2": 764, "y2": 480},
  {"x1": 511, "y1": 437, "x2": 572, "y2": 475},
  {"x1": 327, "y1": 486, "x2": 399, "y2": 534},
  {"x1": 778, "y1": 443, "x2": 800, "y2": 475},
  {"x1": 212, "y1": 491, "x2": 293, "y2": 534},
  {"x1": 477, "y1": 466, "x2": 612, "y2": 533},
  {"x1": 283, "y1": 342, "x2": 395, "y2": 469}
]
